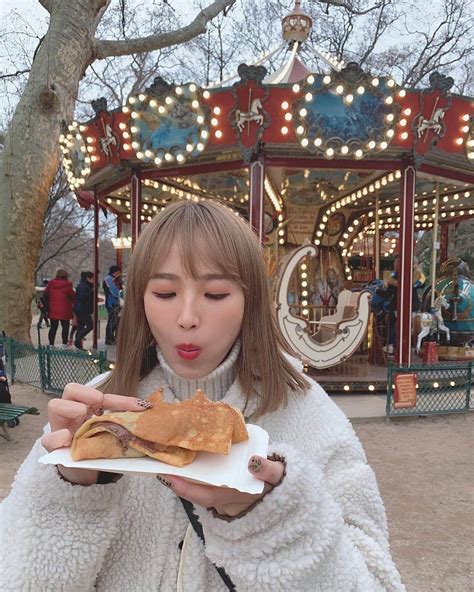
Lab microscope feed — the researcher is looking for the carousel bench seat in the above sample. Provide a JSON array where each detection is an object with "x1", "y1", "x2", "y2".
[{"x1": 313, "y1": 290, "x2": 363, "y2": 343}]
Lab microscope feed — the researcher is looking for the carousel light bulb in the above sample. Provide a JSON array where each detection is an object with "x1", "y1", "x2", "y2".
[
  {"x1": 305, "y1": 92, "x2": 313, "y2": 101},
  {"x1": 326, "y1": 147, "x2": 334, "y2": 157},
  {"x1": 215, "y1": 130, "x2": 223, "y2": 139},
  {"x1": 136, "y1": 151, "x2": 144, "y2": 159},
  {"x1": 368, "y1": 140, "x2": 376, "y2": 149},
  {"x1": 398, "y1": 89, "x2": 406, "y2": 97},
  {"x1": 177, "y1": 153, "x2": 185, "y2": 163},
  {"x1": 386, "y1": 129, "x2": 395, "y2": 138},
  {"x1": 385, "y1": 96, "x2": 394, "y2": 104},
  {"x1": 461, "y1": 113, "x2": 469, "y2": 121},
  {"x1": 175, "y1": 86, "x2": 183, "y2": 95},
  {"x1": 197, "y1": 115, "x2": 204, "y2": 124},
  {"x1": 145, "y1": 150, "x2": 153, "y2": 158},
  {"x1": 404, "y1": 108, "x2": 412, "y2": 116},
  {"x1": 345, "y1": 94, "x2": 354, "y2": 104},
  {"x1": 357, "y1": 86, "x2": 365, "y2": 95},
  {"x1": 130, "y1": 126, "x2": 138, "y2": 133},
  {"x1": 399, "y1": 118, "x2": 407, "y2": 126},
  {"x1": 211, "y1": 117, "x2": 218, "y2": 126},
  {"x1": 387, "y1": 79, "x2": 395, "y2": 87},
  {"x1": 131, "y1": 141, "x2": 139, "y2": 149},
  {"x1": 455, "y1": 137, "x2": 464, "y2": 145},
  {"x1": 299, "y1": 108, "x2": 307, "y2": 117},
  {"x1": 213, "y1": 106, "x2": 221, "y2": 115},
  {"x1": 281, "y1": 100, "x2": 289, "y2": 109},
  {"x1": 192, "y1": 99, "x2": 199, "y2": 108},
  {"x1": 336, "y1": 84, "x2": 344, "y2": 94},
  {"x1": 122, "y1": 132, "x2": 130, "y2": 139},
  {"x1": 129, "y1": 97, "x2": 137, "y2": 104},
  {"x1": 203, "y1": 90, "x2": 210, "y2": 99},
  {"x1": 323, "y1": 75, "x2": 331, "y2": 84},
  {"x1": 123, "y1": 143, "x2": 131, "y2": 150},
  {"x1": 279, "y1": 238, "x2": 285, "y2": 244},
  {"x1": 355, "y1": 149, "x2": 363, "y2": 158},
  {"x1": 196, "y1": 142, "x2": 205, "y2": 151},
  {"x1": 301, "y1": 138, "x2": 309, "y2": 147},
  {"x1": 314, "y1": 138, "x2": 322, "y2": 146},
  {"x1": 189, "y1": 84, "x2": 197, "y2": 92},
  {"x1": 386, "y1": 113, "x2": 395, "y2": 122},
  {"x1": 285, "y1": 112, "x2": 292, "y2": 121},
  {"x1": 201, "y1": 130, "x2": 209, "y2": 139},
  {"x1": 380, "y1": 141, "x2": 388, "y2": 150},
  {"x1": 341, "y1": 145, "x2": 349, "y2": 154},
  {"x1": 371, "y1": 78, "x2": 379, "y2": 86},
  {"x1": 186, "y1": 143, "x2": 194, "y2": 152},
  {"x1": 307, "y1": 74, "x2": 315, "y2": 84},
  {"x1": 292, "y1": 83, "x2": 300, "y2": 93},
  {"x1": 296, "y1": 125, "x2": 305, "y2": 135},
  {"x1": 154, "y1": 156, "x2": 162, "y2": 165},
  {"x1": 281, "y1": 126, "x2": 289, "y2": 135},
  {"x1": 164, "y1": 152, "x2": 173, "y2": 161}
]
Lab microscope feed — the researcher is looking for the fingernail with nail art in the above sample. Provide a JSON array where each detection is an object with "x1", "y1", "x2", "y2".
[
  {"x1": 137, "y1": 399, "x2": 153, "y2": 409},
  {"x1": 157, "y1": 475, "x2": 172, "y2": 487},
  {"x1": 248, "y1": 456, "x2": 263, "y2": 473}
]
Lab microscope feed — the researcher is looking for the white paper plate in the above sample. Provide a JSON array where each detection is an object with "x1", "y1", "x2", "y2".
[{"x1": 39, "y1": 424, "x2": 269, "y2": 494}]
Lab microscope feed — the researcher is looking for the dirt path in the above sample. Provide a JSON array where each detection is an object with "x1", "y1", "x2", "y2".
[{"x1": 1, "y1": 384, "x2": 472, "y2": 591}]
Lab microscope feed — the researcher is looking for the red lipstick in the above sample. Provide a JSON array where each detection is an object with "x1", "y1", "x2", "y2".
[{"x1": 176, "y1": 344, "x2": 201, "y2": 360}]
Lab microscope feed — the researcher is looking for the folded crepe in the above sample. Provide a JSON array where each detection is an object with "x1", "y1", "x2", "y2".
[{"x1": 71, "y1": 388, "x2": 248, "y2": 467}]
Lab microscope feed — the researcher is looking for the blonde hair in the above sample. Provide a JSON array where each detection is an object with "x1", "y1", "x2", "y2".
[{"x1": 101, "y1": 200, "x2": 308, "y2": 417}]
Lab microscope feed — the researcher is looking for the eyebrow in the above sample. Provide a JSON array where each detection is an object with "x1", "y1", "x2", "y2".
[{"x1": 150, "y1": 272, "x2": 231, "y2": 281}]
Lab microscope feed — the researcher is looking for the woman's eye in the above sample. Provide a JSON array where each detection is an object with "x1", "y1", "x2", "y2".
[
  {"x1": 153, "y1": 292, "x2": 175, "y2": 299},
  {"x1": 205, "y1": 293, "x2": 229, "y2": 300}
]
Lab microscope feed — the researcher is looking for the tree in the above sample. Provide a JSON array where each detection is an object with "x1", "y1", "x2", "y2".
[{"x1": 0, "y1": 0, "x2": 236, "y2": 342}]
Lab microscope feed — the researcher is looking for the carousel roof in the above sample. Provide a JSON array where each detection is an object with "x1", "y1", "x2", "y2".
[{"x1": 64, "y1": 1, "x2": 474, "y2": 251}]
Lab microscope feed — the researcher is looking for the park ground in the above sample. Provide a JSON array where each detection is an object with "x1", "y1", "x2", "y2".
[{"x1": 1, "y1": 383, "x2": 472, "y2": 591}]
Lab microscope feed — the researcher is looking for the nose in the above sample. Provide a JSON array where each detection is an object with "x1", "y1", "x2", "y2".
[{"x1": 177, "y1": 298, "x2": 200, "y2": 330}]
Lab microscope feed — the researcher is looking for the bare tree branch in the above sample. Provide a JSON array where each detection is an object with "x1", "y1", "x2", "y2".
[
  {"x1": 317, "y1": 0, "x2": 385, "y2": 16},
  {"x1": 0, "y1": 69, "x2": 30, "y2": 80},
  {"x1": 94, "y1": 0, "x2": 236, "y2": 59}
]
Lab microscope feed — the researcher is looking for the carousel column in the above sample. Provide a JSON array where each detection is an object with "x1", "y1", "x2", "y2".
[
  {"x1": 375, "y1": 193, "x2": 380, "y2": 279},
  {"x1": 116, "y1": 215, "x2": 123, "y2": 269},
  {"x1": 249, "y1": 154, "x2": 265, "y2": 243},
  {"x1": 396, "y1": 161, "x2": 416, "y2": 365},
  {"x1": 131, "y1": 171, "x2": 142, "y2": 249},
  {"x1": 92, "y1": 190, "x2": 100, "y2": 350}
]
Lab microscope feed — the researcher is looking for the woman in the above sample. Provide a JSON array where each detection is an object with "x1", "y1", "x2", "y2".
[
  {"x1": 44, "y1": 269, "x2": 75, "y2": 347},
  {"x1": 0, "y1": 201, "x2": 404, "y2": 590}
]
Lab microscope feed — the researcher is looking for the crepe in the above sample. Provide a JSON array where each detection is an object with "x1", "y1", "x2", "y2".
[{"x1": 71, "y1": 389, "x2": 248, "y2": 467}]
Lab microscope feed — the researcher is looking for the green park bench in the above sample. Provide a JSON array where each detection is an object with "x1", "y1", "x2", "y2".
[{"x1": 0, "y1": 403, "x2": 40, "y2": 441}]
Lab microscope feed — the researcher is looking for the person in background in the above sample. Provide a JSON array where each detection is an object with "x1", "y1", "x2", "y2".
[
  {"x1": 44, "y1": 269, "x2": 75, "y2": 347},
  {"x1": 103, "y1": 265, "x2": 121, "y2": 345},
  {"x1": 36, "y1": 279, "x2": 50, "y2": 329},
  {"x1": 74, "y1": 271, "x2": 94, "y2": 350}
]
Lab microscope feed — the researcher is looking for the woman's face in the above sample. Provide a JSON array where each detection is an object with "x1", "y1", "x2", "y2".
[{"x1": 143, "y1": 244, "x2": 245, "y2": 379}]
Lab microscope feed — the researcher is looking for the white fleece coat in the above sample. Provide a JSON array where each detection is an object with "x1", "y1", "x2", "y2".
[{"x1": 0, "y1": 362, "x2": 405, "y2": 592}]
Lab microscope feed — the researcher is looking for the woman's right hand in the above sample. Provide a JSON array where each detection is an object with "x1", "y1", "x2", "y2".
[{"x1": 41, "y1": 383, "x2": 151, "y2": 486}]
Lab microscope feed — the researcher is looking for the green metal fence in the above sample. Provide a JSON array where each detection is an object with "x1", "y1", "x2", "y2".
[
  {"x1": 4, "y1": 338, "x2": 109, "y2": 394},
  {"x1": 386, "y1": 361, "x2": 472, "y2": 419}
]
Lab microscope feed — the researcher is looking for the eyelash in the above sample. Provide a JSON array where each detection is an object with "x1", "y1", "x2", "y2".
[{"x1": 153, "y1": 292, "x2": 229, "y2": 301}]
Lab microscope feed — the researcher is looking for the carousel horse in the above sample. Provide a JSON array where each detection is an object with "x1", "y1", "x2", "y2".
[
  {"x1": 235, "y1": 98, "x2": 264, "y2": 132},
  {"x1": 415, "y1": 294, "x2": 450, "y2": 353},
  {"x1": 276, "y1": 243, "x2": 371, "y2": 370}
]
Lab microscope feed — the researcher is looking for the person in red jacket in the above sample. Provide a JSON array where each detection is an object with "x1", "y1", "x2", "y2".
[{"x1": 44, "y1": 269, "x2": 75, "y2": 346}]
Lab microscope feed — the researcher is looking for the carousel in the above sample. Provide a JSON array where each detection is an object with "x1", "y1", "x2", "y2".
[{"x1": 61, "y1": 1, "x2": 474, "y2": 392}]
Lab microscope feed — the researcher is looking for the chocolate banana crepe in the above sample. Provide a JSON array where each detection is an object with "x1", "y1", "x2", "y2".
[{"x1": 71, "y1": 389, "x2": 249, "y2": 467}]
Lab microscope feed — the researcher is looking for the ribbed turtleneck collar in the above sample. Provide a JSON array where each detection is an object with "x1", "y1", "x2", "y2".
[{"x1": 155, "y1": 340, "x2": 240, "y2": 402}]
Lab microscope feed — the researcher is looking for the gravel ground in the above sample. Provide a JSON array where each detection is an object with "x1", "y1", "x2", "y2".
[{"x1": 1, "y1": 383, "x2": 472, "y2": 591}]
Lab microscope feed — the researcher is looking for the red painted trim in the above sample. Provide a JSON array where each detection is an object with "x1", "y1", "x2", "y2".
[
  {"x1": 96, "y1": 174, "x2": 133, "y2": 199},
  {"x1": 131, "y1": 173, "x2": 142, "y2": 249},
  {"x1": 419, "y1": 163, "x2": 474, "y2": 185},
  {"x1": 439, "y1": 223, "x2": 449, "y2": 264},
  {"x1": 141, "y1": 160, "x2": 245, "y2": 179},
  {"x1": 265, "y1": 157, "x2": 401, "y2": 170},
  {"x1": 93, "y1": 192, "x2": 100, "y2": 350},
  {"x1": 396, "y1": 164, "x2": 416, "y2": 366}
]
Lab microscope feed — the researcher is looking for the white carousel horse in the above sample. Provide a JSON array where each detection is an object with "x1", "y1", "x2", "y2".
[
  {"x1": 235, "y1": 98, "x2": 264, "y2": 132},
  {"x1": 415, "y1": 294, "x2": 450, "y2": 353},
  {"x1": 275, "y1": 244, "x2": 371, "y2": 370},
  {"x1": 416, "y1": 108, "x2": 445, "y2": 137}
]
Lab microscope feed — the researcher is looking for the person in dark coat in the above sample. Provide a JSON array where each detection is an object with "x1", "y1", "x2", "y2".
[
  {"x1": 44, "y1": 269, "x2": 75, "y2": 346},
  {"x1": 73, "y1": 271, "x2": 94, "y2": 350}
]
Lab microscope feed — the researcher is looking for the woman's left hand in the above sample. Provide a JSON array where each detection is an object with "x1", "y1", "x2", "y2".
[{"x1": 157, "y1": 455, "x2": 285, "y2": 518}]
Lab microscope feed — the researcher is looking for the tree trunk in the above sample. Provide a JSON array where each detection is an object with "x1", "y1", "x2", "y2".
[{"x1": 0, "y1": 1, "x2": 105, "y2": 342}]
